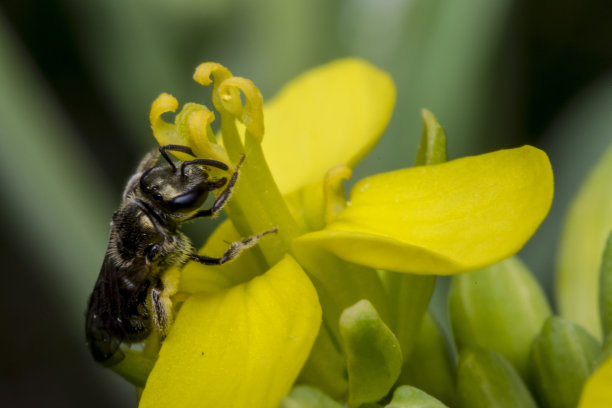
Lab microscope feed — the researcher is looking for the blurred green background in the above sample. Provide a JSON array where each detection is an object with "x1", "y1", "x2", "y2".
[{"x1": 1, "y1": 0, "x2": 611, "y2": 406}]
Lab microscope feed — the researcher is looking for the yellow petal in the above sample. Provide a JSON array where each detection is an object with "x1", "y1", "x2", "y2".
[
  {"x1": 578, "y1": 358, "x2": 612, "y2": 407},
  {"x1": 262, "y1": 58, "x2": 395, "y2": 194},
  {"x1": 139, "y1": 255, "x2": 321, "y2": 408},
  {"x1": 294, "y1": 146, "x2": 553, "y2": 275}
]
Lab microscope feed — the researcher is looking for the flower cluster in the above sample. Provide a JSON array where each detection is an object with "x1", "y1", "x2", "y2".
[{"x1": 100, "y1": 59, "x2": 611, "y2": 407}]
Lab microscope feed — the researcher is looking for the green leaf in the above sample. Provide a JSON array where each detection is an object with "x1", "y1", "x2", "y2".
[
  {"x1": 529, "y1": 316, "x2": 600, "y2": 408},
  {"x1": 385, "y1": 385, "x2": 448, "y2": 408},
  {"x1": 279, "y1": 385, "x2": 342, "y2": 408},
  {"x1": 558, "y1": 144, "x2": 612, "y2": 339},
  {"x1": 599, "y1": 232, "x2": 612, "y2": 339},
  {"x1": 339, "y1": 300, "x2": 403, "y2": 408},
  {"x1": 0, "y1": 10, "x2": 114, "y2": 328},
  {"x1": 449, "y1": 257, "x2": 551, "y2": 379},
  {"x1": 457, "y1": 349, "x2": 537, "y2": 408}
]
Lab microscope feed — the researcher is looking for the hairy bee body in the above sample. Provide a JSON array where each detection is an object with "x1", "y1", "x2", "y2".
[{"x1": 86, "y1": 145, "x2": 273, "y2": 365}]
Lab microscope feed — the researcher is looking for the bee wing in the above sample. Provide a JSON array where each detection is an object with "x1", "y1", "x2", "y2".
[{"x1": 86, "y1": 255, "x2": 126, "y2": 365}]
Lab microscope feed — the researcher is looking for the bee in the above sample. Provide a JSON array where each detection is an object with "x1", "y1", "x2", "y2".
[{"x1": 86, "y1": 144, "x2": 275, "y2": 365}]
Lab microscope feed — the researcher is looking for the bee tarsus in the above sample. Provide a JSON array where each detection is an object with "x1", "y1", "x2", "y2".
[{"x1": 190, "y1": 227, "x2": 278, "y2": 265}]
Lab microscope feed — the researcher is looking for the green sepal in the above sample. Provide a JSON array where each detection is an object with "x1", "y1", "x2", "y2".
[
  {"x1": 529, "y1": 316, "x2": 600, "y2": 408},
  {"x1": 397, "y1": 313, "x2": 455, "y2": 405},
  {"x1": 297, "y1": 324, "x2": 348, "y2": 401},
  {"x1": 381, "y1": 272, "x2": 435, "y2": 366},
  {"x1": 599, "y1": 231, "x2": 612, "y2": 338},
  {"x1": 339, "y1": 299, "x2": 403, "y2": 408},
  {"x1": 279, "y1": 385, "x2": 343, "y2": 408},
  {"x1": 385, "y1": 385, "x2": 449, "y2": 408},
  {"x1": 457, "y1": 348, "x2": 537, "y2": 408},
  {"x1": 449, "y1": 257, "x2": 551, "y2": 379}
]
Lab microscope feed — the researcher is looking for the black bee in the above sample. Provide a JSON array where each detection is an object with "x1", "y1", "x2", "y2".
[{"x1": 86, "y1": 144, "x2": 275, "y2": 365}]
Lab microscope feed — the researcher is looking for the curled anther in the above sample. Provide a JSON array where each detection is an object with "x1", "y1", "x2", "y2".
[
  {"x1": 217, "y1": 77, "x2": 265, "y2": 142},
  {"x1": 193, "y1": 62, "x2": 232, "y2": 87},
  {"x1": 324, "y1": 164, "x2": 352, "y2": 224},
  {"x1": 193, "y1": 63, "x2": 241, "y2": 115},
  {"x1": 150, "y1": 93, "x2": 180, "y2": 146},
  {"x1": 187, "y1": 109, "x2": 228, "y2": 164}
]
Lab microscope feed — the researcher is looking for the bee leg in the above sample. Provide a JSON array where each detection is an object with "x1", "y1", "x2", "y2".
[
  {"x1": 189, "y1": 155, "x2": 245, "y2": 220},
  {"x1": 150, "y1": 282, "x2": 172, "y2": 338},
  {"x1": 190, "y1": 227, "x2": 277, "y2": 265}
]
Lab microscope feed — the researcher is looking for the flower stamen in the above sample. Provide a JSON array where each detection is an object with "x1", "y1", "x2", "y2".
[
  {"x1": 217, "y1": 77, "x2": 264, "y2": 141},
  {"x1": 150, "y1": 93, "x2": 179, "y2": 147},
  {"x1": 324, "y1": 164, "x2": 352, "y2": 225}
]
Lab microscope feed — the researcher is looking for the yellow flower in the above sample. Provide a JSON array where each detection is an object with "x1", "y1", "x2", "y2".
[{"x1": 137, "y1": 59, "x2": 553, "y2": 407}]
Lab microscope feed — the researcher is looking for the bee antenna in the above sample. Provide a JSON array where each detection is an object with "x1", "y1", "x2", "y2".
[
  {"x1": 159, "y1": 148, "x2": 177, "y2": 172},
  {"x1": 180, "y1": 161, "x2": 188, "y2": 178},
  {"x1": 158, "y1": 145, "x2": 197, "y2": 173},
  {"x1": 180, "y1": 159, "x2": 230, "y2": 178}
]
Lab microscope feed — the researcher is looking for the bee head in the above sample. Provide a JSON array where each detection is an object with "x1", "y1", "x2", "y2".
[{"x1": 138, "y1": 164, "x2": 225, "y2": 215}]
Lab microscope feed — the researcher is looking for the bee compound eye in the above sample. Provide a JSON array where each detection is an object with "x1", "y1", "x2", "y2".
[
  {"x1": 167, "y1": 186, "x2": 207, "y2": 212},
  {"x1": 145, "y1": 244, "x2": 161, "y2": 262}
]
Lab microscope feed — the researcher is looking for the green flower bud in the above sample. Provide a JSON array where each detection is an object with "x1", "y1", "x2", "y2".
[
  {"x1": 457, "y1": 348, "x2": 537, "y2": 408},
  {"x1": 339, "y1": 299, "x2": 402, "y2": 408},
  {"x1": 279, "y1": 385, "x2": 342, "y2": 408},
  {"x1": 385, "y1": 385, "x2": 449, "y2": 408},
  {"x1": 529, "y1": 316, "x2": 600, "y2": 408},
  {"x1": 449, "y1": 257, "x2": 551, "y2": 379}
]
